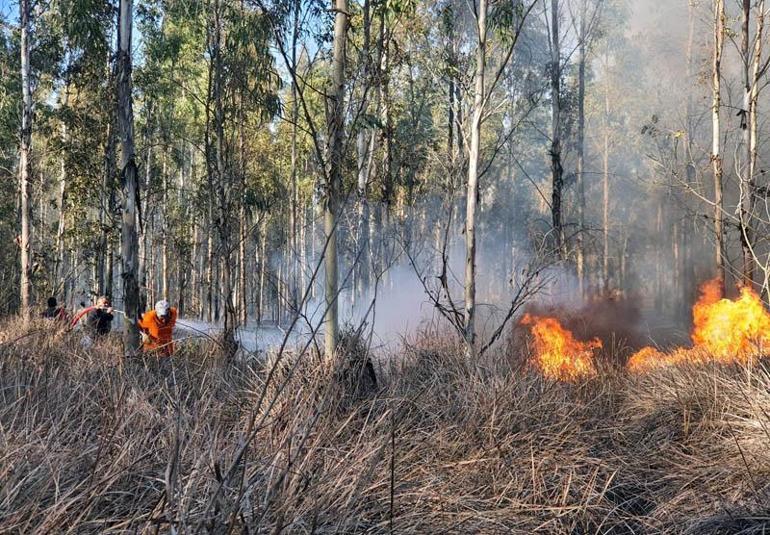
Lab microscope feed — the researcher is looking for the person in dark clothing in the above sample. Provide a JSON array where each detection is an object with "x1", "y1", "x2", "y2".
[
  {"x1": 86, "y1": 296, "x2": 114, "y2": 337},
  {"x1": 41, "y1": 296, "x2": 68, "y2": 323}
]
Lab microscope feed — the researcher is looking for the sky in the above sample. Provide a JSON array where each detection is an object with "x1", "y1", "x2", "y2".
[{"x1": 0, "y1": 0, "x2": 14, "y2": 22}]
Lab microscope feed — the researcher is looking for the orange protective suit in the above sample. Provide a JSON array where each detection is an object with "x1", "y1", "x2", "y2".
[{"x1": 138, "y1": 308, "x2": 177, "y2": 356}]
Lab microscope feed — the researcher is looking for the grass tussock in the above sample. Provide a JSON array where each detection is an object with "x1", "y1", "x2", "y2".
[{"x1": 1, "y1": 320, "x2": 770, "y2": 533}]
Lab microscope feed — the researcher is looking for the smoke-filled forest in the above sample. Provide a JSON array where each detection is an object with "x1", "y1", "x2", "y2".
[{"x1": 3, "y1": 0, "x2": 770, "y2": 532}]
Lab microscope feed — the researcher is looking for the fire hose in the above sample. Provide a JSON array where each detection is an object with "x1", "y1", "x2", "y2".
[{"x1": 70, "y1": 308, "x2": 222, "y2": 350}]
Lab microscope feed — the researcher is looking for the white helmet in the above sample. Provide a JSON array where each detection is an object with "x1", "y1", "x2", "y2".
[{"x1": 155, "y1": 299, "x2": 170, "y2": 318}]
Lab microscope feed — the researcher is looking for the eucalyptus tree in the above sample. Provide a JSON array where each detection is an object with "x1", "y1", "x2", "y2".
[
  {"x1": 322, "y1": 0, "x2": 349, "y2": 358},
  {"x1": 547, "y1": 0, "x2": 566, "y2": 261},
  {"x1": 573, "y1": 0, "x2": 603, "y2": 296},
  {"x1": 739, "y1": 0, "x2": 768, "y2": 287},
  {"x1": 117, "y1": 0, "x2": 142, "y2": 355},
  {"x1": 0, "y1": 18, "x2": 21, "y2": 313},
  {"x1": 19, "y1": 0, "x2": 33, "y2": 315},
  {"x1": 712, "y1": 0, "x2": 725, "y2": 292},
  {"x1": 56, "y1": 0, "x2": 114, "y2": 300},
  {"x1": 462, "y1": 0, "x2": 540, "y2": 358},
  {"x1": 201, "y1": 0, "x2": 278, "y2": 351}
]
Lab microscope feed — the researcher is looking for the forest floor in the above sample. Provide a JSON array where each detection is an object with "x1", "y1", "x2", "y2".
[{"x1": 1, "y1": 318, "x2": 769, "y2": 533}]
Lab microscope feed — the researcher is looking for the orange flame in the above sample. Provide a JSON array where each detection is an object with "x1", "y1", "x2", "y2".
[
  {"x1": 629, "y1": 278, "x2": 770, "y2": 371},
  {"x1": 521, "y1": 313, "x2": 601, "y2": 381}
]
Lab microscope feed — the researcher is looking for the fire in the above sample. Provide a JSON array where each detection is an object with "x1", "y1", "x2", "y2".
[
  {"x1": 626, "y1": 346, "x2": 705, "y2": 373},
  {"x1": 629, "y1": 278, "x2": 770, "y2": 371},
  {"x1": 521, "y1": 313, "x2": 601, "y2": 382},
  {"x1": 691, "y1": 279, "x2": 770, "y2": 360}
]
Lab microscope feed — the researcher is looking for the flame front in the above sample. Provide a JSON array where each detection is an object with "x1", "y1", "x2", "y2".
[
  {"x1": 521, "y1": 313, "x2": 601, "y2": 382},
  {"x1": 629, "y1": 278, "x2": 770, "y2": 371}
]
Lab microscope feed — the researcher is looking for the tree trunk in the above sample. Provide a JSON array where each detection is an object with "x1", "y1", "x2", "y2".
[
  {"x1": 456, "y1": 80, "x2": 464, "y2": 160},
  {"x1": 138, "y1": 108, "x2": 152, "y2": 311},
  {"x1": 299, "y1": 191, "x2": 307, "y2": 303},
  {"x1": 602, "y1": 84, "x2": 610, "y2": 291},
  {"x1": 749, "y1": 1, "x2": 765, "y2": 187},
  {"x1": 682, "y1": 0, "x2": 697, "y2": 318},
  {"x1": 743, "y1": 0, "x2": 765, "y2": 287},
  {"x1": 102, "y1": 52, "x2": 118, "y2": 299},
  {"x1": 209, "y1": 0, "x2": 237, "y2": 353},
  {"x1": 550, "y1": 0, "x2": 566, "y2": 260},
  {"x1": 463, "y1": 0, "x2": 487, "y2": 358},
  {"x1": 56, "y1": 85, "x2": 71, "y2": 297},
  {"x1": 258, "y1": 216, "x2": 267, "y2": 322},
  {"x1": 712, "y1": 0, "x2": 726, "y2": 293},
  {"x1": 239, "y1": 204, "x2": 247, "y2": 325},
  {"x1": 355, "y1": 0, "x2": 373, "y2": 304},
  {"x1": 19, "y1": 0, "x2": 33, "y2": 315},
  {"x1": 206, "y1": 201, "x2": 214, "y2": 322},
  {"x1": 380, "y1": 10, "x2": 394, "y2": 211},
  {"x1": 444, "y1": 2, "x2": 457, "y2": 182},
  {"x1": 100, "y1": 52, "x2": 118, "y2": 300},
  {"x1": 191, "y1": 221, "x2": 199, "y2": 316},
  {"x1": 575, "y1": 0, "x2": 586, "y2": 296},
  {"x1": 289, "y1": 0, "x2": 300, "y2": 315},
  {"x1": 106, "y1": 240, "x2": 114, "y2": 297},
  {"x1": 237, "y1": 114, "x2": 248, "y2": 325},
  {"x1": 161, "y1": 159, "x2": 169, "y2": 299},
  {"x1": 740, "y1": 0, "x2": 753, "y2": 285},
  {"x1": 117, "y1": 0, "x2": 141, "y2": 355},
  {"x1": 324, "y1": 0, "x2": 348, "y2": 360}
]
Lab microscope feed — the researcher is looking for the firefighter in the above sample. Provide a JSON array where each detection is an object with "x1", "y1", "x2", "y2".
[
  {"x1": 138, "y1": 299, "x2": 178, "y2": 356},
  {"x1": 41, "y1": 296, "x2": 68, "y2": 323},
  {"x1": 86, "y1": 295, "x2": 114, "y2": 337}
]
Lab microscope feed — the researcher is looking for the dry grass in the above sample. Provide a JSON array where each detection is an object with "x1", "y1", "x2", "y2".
[{"x1": 1, "y1": 319, "x2": 770, "y2": 533}]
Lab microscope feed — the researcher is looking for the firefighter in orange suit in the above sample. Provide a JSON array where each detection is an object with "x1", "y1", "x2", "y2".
[{"x1": 139, "y1": 300, "x2": 177, "y2": 356}]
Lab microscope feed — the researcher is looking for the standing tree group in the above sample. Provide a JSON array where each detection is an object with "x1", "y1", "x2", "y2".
[{"x1": 2, "y1": 0, "x2": 770, "y2": 355}]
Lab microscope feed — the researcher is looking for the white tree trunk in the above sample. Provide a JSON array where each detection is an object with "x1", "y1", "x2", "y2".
[
  {"x1": 712, "y1": 0, "x2": 726, "y2": 292},
  {"x1": 464, "y1": 0, "x2": 487, "y2": 358},
  {"x1": 19, "y1": 0, "x2": 33, "y2": 315},
  {"x1": 740, "y1": 0, "x2": 753, "y2": 285}
]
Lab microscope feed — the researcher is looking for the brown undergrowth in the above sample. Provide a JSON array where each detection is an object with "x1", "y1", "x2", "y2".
[{"x1": 0, "y1": 319, "x2": 769, "y2": 533}]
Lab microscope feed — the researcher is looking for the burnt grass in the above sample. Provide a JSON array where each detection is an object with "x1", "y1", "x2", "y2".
[{"x1": 1, "y1": 319, "x2": 770, "y2": 533}]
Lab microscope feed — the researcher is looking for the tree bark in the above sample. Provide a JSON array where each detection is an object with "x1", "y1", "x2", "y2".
[
  {"x1": 682, "y1": 0, "x2": 697, "y2": 318},
  {"x1": 206, "y1": 202, "x2": 214, "y2": 322},
  {"x1": 324, "y1": 0, "x2": 348, "y2": 360},
  {"x1": 161, "y1": 159, "x2": 169, "y2": 299},
  {"x1": 355, "y1": 0, "x2": 373, "y2": 303},
  {"x1": 712, "y1": 0, "x2": 726, "y2": 293},
  {"x1": 238, "y1": 107, "x2": 247, "y2": 325},
  {"x1": 602, "y1": 80, "x2": 610, "y2": 291},
  {"x1": 117, "y1": 0, "x2": 141, "y2": 355},
  {"x1": 289, "y1": 0, "x2": 300, "y2": 315},
  {"x1": 19, "y1": 0, "x2": 33, "y2": 315},
  {"x1": 575, "y1": 0, "x2": 586, "y2": 296},
  {"x1": 463, "y1": 0, "x2": 487, "y2": 358},
  {"x1": 138, "y1": 105, "x2": 152, "y2": 311},
  {"x1": 550, "y1": 0, "x2": 566, "y2": 260},
  {"x1": 209, "y1": 0, "x2": 237, "y2": 354},
  {"x1": 749, "y1": 0, "x2": 765, "y2": 230},
  {"x1": 740, "y1": 0, "x2": 753, "y2": 285},
  {"x1": 380, "y1": 10, "x2": 394, "y2": 210},
  {"x1": 55, "y1": 83, "x2": 71, "y2": 297},
  {"x1": 102, "y1": 53, "x2": 118, "y2": 299},
  {"x1": 258, "y1": 216, "x2": 267, "y2": 322},
  {"x1": 742, "y1": 0, "x2": 765, "y2": 287}
]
